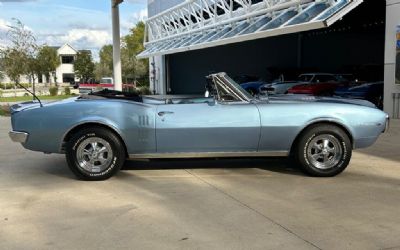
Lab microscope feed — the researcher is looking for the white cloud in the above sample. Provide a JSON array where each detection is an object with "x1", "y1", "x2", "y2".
[
  {"x1": 121, "y1": 8, "x2": 147, "y2": 32},
  {"x1": 125, "y1": 0, "x2": 147, "y2": 4},
  {"x1": 41, "y1": 29, "x2": 112, "y2": 50},
  {"x1": 0, "y1": 18, "x2": 11, "y2": 32},
  {"x1": 0, "y1": 18, "x2": 11, "y2": 48},
  {"x1": 132, "y1": 8, "x2": 147, "y2": 21}
]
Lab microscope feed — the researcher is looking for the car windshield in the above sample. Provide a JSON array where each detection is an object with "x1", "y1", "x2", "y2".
[
  {"x1": 222, "y1": 74, "x2": 254, "y2": 100},
  {"x1": 101, "y1": 79, "x2": 112, "y2": 84},
  {"x1": 298, "y1": 75, "x2": 313, "y2": 82}
]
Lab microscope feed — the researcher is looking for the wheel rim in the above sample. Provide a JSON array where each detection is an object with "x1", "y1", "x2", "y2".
[
  {"x1": 76, "y1": 137, "x2": 113, "y2": 173},
  {"x1": 306, "y1": 134, "x2": 343, "y2": 170}
]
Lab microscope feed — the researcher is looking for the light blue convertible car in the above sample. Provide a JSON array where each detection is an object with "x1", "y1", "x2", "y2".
[{"x1": 9, "y1": 72, "x2": 389, "y2": 181}]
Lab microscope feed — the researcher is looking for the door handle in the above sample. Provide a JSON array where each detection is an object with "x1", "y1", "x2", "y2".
[{"x1": 158, "y1": 111, "x2": 174, "y2": 116}]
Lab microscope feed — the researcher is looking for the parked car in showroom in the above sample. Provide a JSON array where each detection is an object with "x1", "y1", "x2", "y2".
[
  {"x1": 287, "y1": 73, "x2": 350, "y2": 96},
  {"x1": 334, "y1": 81, "x2": 383, "y2": 109},
  {"x1": 240, "y1": 80, "x2": 268, "y2": 95},
  {"x1": 233, "y1": 75, "x2": 260, "y2": 84},
  {"x1": 9, "y1": 72, "x2": 388, "y2": 181},
  {"x1": 259, "y1": 80, "x2": 304, "y2": 95}
]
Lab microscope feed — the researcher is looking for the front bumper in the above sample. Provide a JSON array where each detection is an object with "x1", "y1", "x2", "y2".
[{"x1": 9, "y1": 131, "x2": 29, "y2": 143}]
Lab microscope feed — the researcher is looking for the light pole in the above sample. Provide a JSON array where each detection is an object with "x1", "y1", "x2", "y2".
[{"x1": 112, "y1": 0, "x2": 123, "y2": 91}]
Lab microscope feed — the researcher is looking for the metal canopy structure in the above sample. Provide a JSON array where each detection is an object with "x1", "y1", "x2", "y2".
[{"x1": 138, "y1": 0, "x2": 363, "y2": 59}]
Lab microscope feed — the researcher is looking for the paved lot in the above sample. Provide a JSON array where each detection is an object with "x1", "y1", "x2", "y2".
[{"x1": 1, "y1": 117, "x2": 400, "y2": 250}]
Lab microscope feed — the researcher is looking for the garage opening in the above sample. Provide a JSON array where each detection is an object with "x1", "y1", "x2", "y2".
[{"x1": 165, "y1": 0, "x2": 385, "y2": 95}]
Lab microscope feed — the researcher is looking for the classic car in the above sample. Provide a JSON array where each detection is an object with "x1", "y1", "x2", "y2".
[
  {"x1": 287, "y1": 73, "x2": 349, "y2": 96},
  {"x1": 233, "y1": 75, "x2": 260, "y2": 84},
  {"x1": 334, "y1": 82, "x2": 383, "y2": 110},
  {"x1": 240, "y1": 80, "x2": 268, "y2": 95},
  {"x1": 9, "y1": 72, "x2": 389, "y2": 181},
  {"x1": 259, "y1": 80, "x2": 304, "y2": 95}
]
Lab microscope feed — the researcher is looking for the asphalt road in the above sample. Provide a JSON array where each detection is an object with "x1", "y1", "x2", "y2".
[{"x1": 1, "y1": 117, "x2": 400, "y2": 250}]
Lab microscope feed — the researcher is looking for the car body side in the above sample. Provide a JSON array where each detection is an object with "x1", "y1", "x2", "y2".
[{"x1": 11, "y1": 97, "x2": 387, "y2": 156}]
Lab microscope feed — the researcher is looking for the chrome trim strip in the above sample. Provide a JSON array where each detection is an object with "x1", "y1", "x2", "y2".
[
  {"x1": 9, "y1": 131, "x2": 29, "y2": 143},
  {"x1": 129, "y1": 151, "x2": 289, "y2": 159}
]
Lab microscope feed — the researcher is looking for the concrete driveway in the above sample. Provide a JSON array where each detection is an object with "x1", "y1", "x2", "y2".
[{"x1": 1, "y1": 117, "x2": 400, "y2": 250}]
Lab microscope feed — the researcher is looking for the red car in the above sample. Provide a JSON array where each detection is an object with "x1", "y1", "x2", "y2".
[{"x1": 287, "y1": 73, "x2": 350, "y2": 96}]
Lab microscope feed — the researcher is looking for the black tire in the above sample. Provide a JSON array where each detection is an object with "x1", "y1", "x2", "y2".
[
  {"x1": 294, "y1": 124, "x2": 352, "y2": 177},
  {"x1": 66, "y1": 127, "x2": 126, "y2": 181}
]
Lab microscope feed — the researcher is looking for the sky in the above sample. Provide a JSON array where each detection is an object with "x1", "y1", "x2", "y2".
[{"x1": 0, "y1": 0, "x2": 147, "y2": 60}]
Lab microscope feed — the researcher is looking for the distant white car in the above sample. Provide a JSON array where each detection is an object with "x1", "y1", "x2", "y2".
[
  {"x1": 79, "y1": 77, "x2": 114, "y2": 94},
  {"x1": 259, "y1": 81, "x2": 305, "y2": 95}
]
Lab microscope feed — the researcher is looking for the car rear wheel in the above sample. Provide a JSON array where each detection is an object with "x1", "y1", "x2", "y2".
[
  {"x1": 66, "y1": 127, "x2": 126, "y2": 181},
  {"x1": 295, "y1": 124, "x2": 352, "y2": 177}
]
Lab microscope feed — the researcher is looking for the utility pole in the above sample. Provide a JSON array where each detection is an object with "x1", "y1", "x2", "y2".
[{"x1": 112, "y1": 0, "x2": 123, "y2": 91}]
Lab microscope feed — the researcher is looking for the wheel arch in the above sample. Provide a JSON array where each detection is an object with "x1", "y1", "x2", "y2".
[
  {"x1": 61, "y1": 122, "x2": 129, "y2": 157},
  {"x1": 289, "y1": 120, "x2": 354, "y2": 155}
]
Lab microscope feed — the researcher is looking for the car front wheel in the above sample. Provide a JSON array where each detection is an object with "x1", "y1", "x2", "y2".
[
  {"x1": 295, "y1": 124, "x2": 352, "y2": 177},
  {"x1": 66, "y1": 127, "x2": 126, "y2": 181}
]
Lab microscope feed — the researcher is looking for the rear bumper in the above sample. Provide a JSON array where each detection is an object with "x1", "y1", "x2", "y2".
[{"x1": 9, "y1": 131, "x2": 29, "y2": 143}]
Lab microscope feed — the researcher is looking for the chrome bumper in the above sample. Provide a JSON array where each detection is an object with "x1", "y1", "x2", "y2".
[
  {"x1": 384, "y1": 115, "x2": 390, "y2": 133},
  {"x1": 9, "y1": 131, "x2": 29, "y2": 143}
]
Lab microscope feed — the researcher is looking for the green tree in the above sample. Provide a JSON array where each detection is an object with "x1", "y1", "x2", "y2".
[
  {"x1": 0, "y1": 62, "x2": 5, "y2": 82},
  {"x1": 74, "y1": 51, "x2": 95, "y2": 81},
  {"x1": 96, "y1": 45, "x2": 113, "y2": 80},
  {"x1": 0, "y1": 19, "x2": 37, "y2": 89},
  {"x1": 123, "y1": 21, "x2": 149, "y2": 83},
  {"x1": 96, "y1": 22, "x2": 149, "y2": 84},
  {"x1": 36, "y1": 46, "x2": 60, "y2": 85},
  {"x1": 26, "y1": 53, "x2": 41, "y2": 85},
  {"x1": 94, "y1": 62, "x2": 111, "y2": 81},
  {"x1": 99, "y1": 44, "x2": 113, "y2": 72}
]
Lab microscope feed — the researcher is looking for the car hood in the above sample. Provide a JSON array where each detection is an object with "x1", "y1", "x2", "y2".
[{"x1": 256, "y1": 94, "x2": 376, "y2": 108}]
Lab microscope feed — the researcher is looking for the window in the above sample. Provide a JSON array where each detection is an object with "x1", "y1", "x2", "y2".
[
  {"x1": 63, "y1": 74, "x2": 75, "y2": 83},
  {"x1": 314, "y1": 75, "x2": 337, "y2": 83},
  {"x1": 298, "y1": 75, "x2": 314, "y2": 82},
  {"x1": 61, "y1": 56, "x2": 74, "y2": 64}
]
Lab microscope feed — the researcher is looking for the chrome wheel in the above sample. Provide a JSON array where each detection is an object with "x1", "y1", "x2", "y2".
[
  {"x1": 307, "y1": 134, "x2": 343, "y2": 170},
  {"x1": 76, "y1": 137, "x2": 113, "y2": 173}
]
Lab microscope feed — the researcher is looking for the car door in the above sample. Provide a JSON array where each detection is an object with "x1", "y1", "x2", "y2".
[{"x1": 155, "y1": 100, "x2": 260, "y2": 153}]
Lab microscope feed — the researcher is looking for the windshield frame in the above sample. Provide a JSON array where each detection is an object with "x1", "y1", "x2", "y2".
[{"x1": 213, "y1": 72, "x2": 254, "y2": 102}]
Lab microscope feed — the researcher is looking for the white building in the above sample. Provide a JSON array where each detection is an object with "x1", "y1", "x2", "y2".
[
  {"x1": 53, "y1": 43, "x2": 79, "y2": 84},
  {"x1": 1, "y1": 43, "x2": 89, "y2": 84}
]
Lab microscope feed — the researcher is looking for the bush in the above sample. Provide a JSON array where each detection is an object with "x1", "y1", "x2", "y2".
[
  {"x1": 0, "y1": 105, "x2": 10, "y2": 116},
  {"x1": 49, "y1": 86, "x2": 58, "y2": 96},
  {"x1": 64, "y1": 87, "x2": 71, "y2": 95},
  {"x1": 0, "y1": 83, "x2": 30, "y2": 89},
  {"x1": 0, "y1": 83, "x2": 13, "y2": 89},
  {"x1": 138, "y1": 87, "x2": 152, "y2": 95}
]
